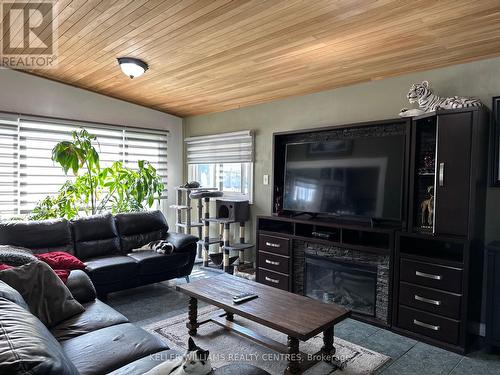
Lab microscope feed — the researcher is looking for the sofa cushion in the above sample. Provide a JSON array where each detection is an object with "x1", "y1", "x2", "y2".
[
  {"x1": 128, "y1": 251, "x2": 191, "y2": 275},
  {"x1": 61, "y1": 322, "x2": 169, "y2": 375},
  {"x1": 84, "y1": 255, "x2": 138, "y2": 285},
  {"x1": 72, "y1": 213, "x2": 121, "y2": 260},
  {"x1": 108, "y1": 349, "x2": 180, "y2": 375},
  {"x1": 0, "y1": 218, "x2": 73, "y2": 254},
  {"x1": 115, "y1": 210, "x2": 169, "y2": 253},
  {"x1": 0, "y1": 261, "x2": 85, "y2": 328},
  {"x1": 51, "y1": 299, "x2": 129, "y2": 341},
  {"x1": 0, "y1": 297, "x2": 80, "y2": 375}
]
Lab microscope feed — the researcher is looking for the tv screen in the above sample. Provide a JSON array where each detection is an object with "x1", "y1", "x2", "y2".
[{"x1": 283, "y1": 135, "x2": 405, "y2": 220}]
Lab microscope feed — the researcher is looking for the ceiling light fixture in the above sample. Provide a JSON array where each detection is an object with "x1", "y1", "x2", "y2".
[{"x1": 117, "y1": 57, "x2": 148, "y2": 79}]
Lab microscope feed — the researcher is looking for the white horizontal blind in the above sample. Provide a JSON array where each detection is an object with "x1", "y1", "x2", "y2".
[
  {"x1": 185, "y1": 130, "x2": 254, "y2": 164},
  {"x1": 0, "y1": 115, "x2": 19, "y2": 217},
  {"x1": 0, "y1": 114, "x2": 168, "y2": 217},
  {"x1": 124, "y1": 130, "x2": 168, "y2": 199}
]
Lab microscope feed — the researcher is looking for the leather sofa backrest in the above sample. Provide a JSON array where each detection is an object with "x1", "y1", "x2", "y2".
[
  {"x1": 71, "y1": 213, "x2": 121, "y2": 260},
  {"x1": 0, "y1": 218, "x2": 73, "y2": 254},
  {"x1": 114, "y1": 210, "x2": 168, "y2": 253}
]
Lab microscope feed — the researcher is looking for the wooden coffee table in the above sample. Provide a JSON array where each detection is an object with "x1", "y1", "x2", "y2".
[{"x1": 176, "y1": 274, "x2": 351, "y2": 374}]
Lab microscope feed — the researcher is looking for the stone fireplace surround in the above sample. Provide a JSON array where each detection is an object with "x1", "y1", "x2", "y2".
[{"x1": 292, "y1": 240, "x2": 390, "y2": 324}]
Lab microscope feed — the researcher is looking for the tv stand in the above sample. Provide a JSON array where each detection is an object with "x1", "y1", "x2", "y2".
[{"x1": 255, "y1": 214, "x2": 395, "y2": 326}]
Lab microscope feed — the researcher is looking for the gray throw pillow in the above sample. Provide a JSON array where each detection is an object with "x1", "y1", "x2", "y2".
[
  {"x1": 0, "y1": 244, "x2": 37, "y2": 266},
  {"x1": 0, "y1": 261, "x2": 84, "y2": 327}
]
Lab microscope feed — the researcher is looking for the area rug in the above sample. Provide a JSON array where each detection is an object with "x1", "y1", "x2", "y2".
[{"x1": 146, "y1": 306, "x2": 390, "y2": 375}]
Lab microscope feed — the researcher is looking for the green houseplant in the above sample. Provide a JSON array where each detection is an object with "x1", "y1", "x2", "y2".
[{"x1": 30, "y1": 129, "x2": 164, "y2": 220}]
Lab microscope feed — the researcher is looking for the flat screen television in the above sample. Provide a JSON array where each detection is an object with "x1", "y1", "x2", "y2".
[{"x1": 283, "y1": 134, "x2": 405, "y2": 221}]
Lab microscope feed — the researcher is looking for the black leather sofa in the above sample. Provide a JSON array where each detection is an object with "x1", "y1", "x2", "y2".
[
  {"x1": 0, "y1": 211, "x2": 198, "y2": 297},
  {"x1": 0, "y1": 269, "x2": 178, "y2": 374}
]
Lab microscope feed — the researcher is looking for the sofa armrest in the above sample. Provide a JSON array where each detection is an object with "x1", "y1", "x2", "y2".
[
  {"x1": 165, "y1": 232, "x2": 198, "y2": 252},
  {"x1": 66, "y1": 269, "x2": 97, "y2": 304}
]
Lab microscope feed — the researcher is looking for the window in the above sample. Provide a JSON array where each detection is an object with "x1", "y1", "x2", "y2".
[
  {"x1": 0, "y1": 113, "x2": 168, "y2": 218},
  {"x1": 185, "y1": 131, "x2": 254, "y2": 202}
]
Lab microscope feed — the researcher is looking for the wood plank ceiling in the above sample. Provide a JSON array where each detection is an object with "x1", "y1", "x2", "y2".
[{"x1": 2, "y1": 0, "x2": 500, "y2": 117}]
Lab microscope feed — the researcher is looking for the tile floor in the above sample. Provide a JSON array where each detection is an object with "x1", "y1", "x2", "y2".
[{"x1": 107, "y1": 266, "x2": 500, "y2": 375}]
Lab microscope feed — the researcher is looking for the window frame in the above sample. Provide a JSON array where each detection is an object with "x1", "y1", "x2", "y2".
[{"x1": 188, "y1": 162, "x2": 253, "y2": 203}]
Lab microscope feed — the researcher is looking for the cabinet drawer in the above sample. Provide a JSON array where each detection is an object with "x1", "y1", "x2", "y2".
[
  {"x1": 400, "y1": 259, "x2": 462, "y2": 293},
  {"x1": 258, "y1": 234, "x2": 290, "y2": 256},
  {"x1": 399, "y1": 282, "x2": 461, "y2": 319},
  {"x1": 257, "y1": 269, "x2": 289, "y2": 291},
  {"x1": 258, "y1": 251, "x2": 290, "y2": 274},
  {"x1": 398, "y1": 306, "x2": 460, "y2": 345}
]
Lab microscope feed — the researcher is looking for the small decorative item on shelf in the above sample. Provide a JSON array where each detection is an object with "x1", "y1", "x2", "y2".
[
  {"x1": 423, "y1": 152, "x2": 435, "y2": 171},
  {"x1": 399, "y1": 80, "x2": 482, "y2": 117},
  {"x1": 420, "y1": 185, "x2": 434, "y2": 227},
  {"x1": 417, "y1": 152, "x2": 435, "y2": 175}
]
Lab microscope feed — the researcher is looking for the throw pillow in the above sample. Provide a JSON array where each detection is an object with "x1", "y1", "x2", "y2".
[
  {"x1": 0, "y1": 245, "x2": 37, "y2": 266},
  {"x1": 0, "y1": 261, "x2": 84, "y2": 327},
  {"x1": 35, "y1": 251, "x2": 86, "y2": 270},
  {"x1": 54, "y1": 269, "x2": 71, "y2": 283}
]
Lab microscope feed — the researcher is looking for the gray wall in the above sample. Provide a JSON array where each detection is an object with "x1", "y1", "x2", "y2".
[
  {"x1": 0, "y1": 68, "x2": 183, "y2": 226},
  {"x1": 185, "y1": 56, "x2": 500, "y2": 251}
]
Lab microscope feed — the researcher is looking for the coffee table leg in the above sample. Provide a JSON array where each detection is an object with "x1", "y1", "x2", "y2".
[
  {"x1": 285, "y1": 336, "x2": 301, "y2": 375},
  {"x1": 186, "y1": 297, "x2": 198, "y2": 336},
  {"x1": 321, "y1": 327, "x2": 335, "y2": 361}
]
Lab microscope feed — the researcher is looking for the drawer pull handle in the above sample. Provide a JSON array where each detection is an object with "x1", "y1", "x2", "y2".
[
  {"x1": 265, "y1": 259, "x2": 280, "y2": 266},
  {"x1": 413, "y1": 319, "x2": 440, "y2": 331},
  {"x1": 415, "y1": 295, "x2": 442, "y2": 306},
  {"x1": 265, "y1": 241, "x2": 281, "y2": 248},
  {"x1": 415, "y1": 271, "x2": 442, "y2": 280},
  {"x1": 439, "y1": 162, "x2": 445, "y2": 187},
  {"x1": 265, "y1": 276, "x2": 279, "y2": 284}
]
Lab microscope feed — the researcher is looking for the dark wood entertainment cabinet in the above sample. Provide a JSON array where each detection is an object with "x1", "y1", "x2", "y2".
[{"x1": 256, "y1": 107, "x2": 489, "y2": 354}]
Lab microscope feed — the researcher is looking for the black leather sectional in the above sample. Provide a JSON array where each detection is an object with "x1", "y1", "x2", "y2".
[
  {"x1": 0, "y1": 210, "x2": 198, "y2": 297},
  {"x1": 0, "y1": 269, "x2": 177, "y2": 374}
]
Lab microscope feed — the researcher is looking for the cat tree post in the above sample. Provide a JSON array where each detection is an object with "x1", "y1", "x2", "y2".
[
  {"x1": 202, "y1": 197, "x2": 210, "y2": 267},
  {"x1": 239, "y1": 221, "x2": 245, "y2": 266},
  {"x1": 223, "y1": 222, "x2": 231, "y2": 273},
  {"x1": 219, "y1": 223, "x2": 224, "y2": 254}
]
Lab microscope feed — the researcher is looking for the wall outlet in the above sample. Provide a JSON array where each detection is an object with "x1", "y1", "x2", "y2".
[{"x1": 263, "y1": 174, "x2": 269, "y2": 185}]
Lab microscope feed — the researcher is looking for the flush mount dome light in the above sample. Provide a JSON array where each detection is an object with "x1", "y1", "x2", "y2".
[{"x1": 117, "y1": 57, "x2": 148, "y2": 79}]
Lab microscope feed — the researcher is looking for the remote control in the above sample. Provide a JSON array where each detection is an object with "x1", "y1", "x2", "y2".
[{"x1": 233, "y1": 293, "x2": 258, "y2": 304}]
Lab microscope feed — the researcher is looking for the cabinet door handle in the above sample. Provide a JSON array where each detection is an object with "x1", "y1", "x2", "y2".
[
  {"x1": 415, "y1": 271, "x2": 442, "y2": 280},
  {"x1": 413, "y1": 319, "x2": 440, "y2": 331},
  {"x1": 415, "y1": 294, "x2": 442, "y2": 306},
  {"x1": 265, "y1": 276, "x2": 279, "y2": 284},
  {"x1": 265, "y1": 241, "x2": 281, "y2": 248},
  {"x1": 265, "y1": 259, "x2": 280, "y2": 266},
  {"x1": 439, "y1": 162, "x2": 445, "y2": 187}
]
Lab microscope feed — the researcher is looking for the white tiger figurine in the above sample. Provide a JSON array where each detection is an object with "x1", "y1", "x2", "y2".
[{"x1": 399, "y1": 81, "x2": 481, "y2": 117}]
